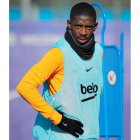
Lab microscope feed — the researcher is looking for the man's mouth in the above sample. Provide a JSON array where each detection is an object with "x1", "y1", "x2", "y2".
[{"x1": 78, "y1": 38, "x2": 88, "y2": 44}]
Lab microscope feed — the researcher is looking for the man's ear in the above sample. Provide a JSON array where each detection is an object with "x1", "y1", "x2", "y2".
[
  {"x1": 67, "y1": 20, "x2": 71, "y2": 30},
  {"x1": 93, "y1": 22, "x2": 98, "y2": 31}
]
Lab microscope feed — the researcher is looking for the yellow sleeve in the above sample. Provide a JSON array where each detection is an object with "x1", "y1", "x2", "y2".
[{"x1": 16, "y1": 47, "x2": 63, "y2": 125}]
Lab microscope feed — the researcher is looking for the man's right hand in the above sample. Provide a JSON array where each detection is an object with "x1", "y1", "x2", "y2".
[{"x1": 57, "y1": 114, "x2": 84, "y2": 138}]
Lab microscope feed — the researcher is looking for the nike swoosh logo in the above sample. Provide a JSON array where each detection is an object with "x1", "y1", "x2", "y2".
[
  {"x1": 62, "y1": 122, "x2": 67, "y2": 126},
  {"x1": 86, "y1": 67, "x2": 93, "y2": 72}
]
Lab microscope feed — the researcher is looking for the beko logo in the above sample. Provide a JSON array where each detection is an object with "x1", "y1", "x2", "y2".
[
  {"x1": 80, "y1": 83, "x2": 98, "y2": 94},
  {"x1": 80, "y1": 83, "x2": 98, "y2": 102}
]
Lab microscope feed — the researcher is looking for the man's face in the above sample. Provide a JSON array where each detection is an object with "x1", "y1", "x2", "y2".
[{"x1": 67, "y1": 15, "x2": 98, "y2": 45}]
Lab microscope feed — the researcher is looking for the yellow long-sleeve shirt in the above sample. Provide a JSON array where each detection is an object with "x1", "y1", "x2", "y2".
[{"x1": 16, "y1": 47, "x2": 64, "y2": 125}]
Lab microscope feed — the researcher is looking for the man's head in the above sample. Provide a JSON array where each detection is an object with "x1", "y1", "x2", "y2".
[{"x1": 67, "y1": 2, "x2": 98, "y2": 45}]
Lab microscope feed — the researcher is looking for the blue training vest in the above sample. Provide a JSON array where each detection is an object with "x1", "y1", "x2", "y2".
[{"x1": 33, "y1": 38, "x2": 103, "y2": 140}]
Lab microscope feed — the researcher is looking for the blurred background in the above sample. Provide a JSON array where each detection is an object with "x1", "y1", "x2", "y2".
[{"x1": 9, "y1": 0, "x2": 130, "y2": 140}]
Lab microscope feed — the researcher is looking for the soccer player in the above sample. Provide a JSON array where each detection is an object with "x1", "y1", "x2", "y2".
[{"x1": 16, "y1": 2, "x2": 104, "y2": 140}]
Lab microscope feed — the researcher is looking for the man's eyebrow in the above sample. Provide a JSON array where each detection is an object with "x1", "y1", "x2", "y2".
[{"x1": 85, "y1": 25, "x2": 94, "y2": 26}]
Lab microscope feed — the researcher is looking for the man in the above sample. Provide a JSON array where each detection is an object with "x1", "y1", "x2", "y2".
[{"x1": 16, "y1": 2, "x2": 104, "y2": 140}]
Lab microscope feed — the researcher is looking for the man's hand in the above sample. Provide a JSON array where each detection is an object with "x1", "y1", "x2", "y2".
[{"x1": 57, "y1": 114, "x2": 84, "y2": 138}]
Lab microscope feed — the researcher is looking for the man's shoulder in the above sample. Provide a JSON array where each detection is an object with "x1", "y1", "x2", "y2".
[
  {"x1": 95, "y1": 42, "x2": 103, "y2": 51},
  {"x1": 95, "y1": 41, "x2": 101, "y2": 47},
  {"x1": 51, "y1": 38, "x2": 71, "y2": 54},
  {"x1": 53, "y1": 38, "x2": 67, "y2": 48},
  {"x1": 95, "y1": 42, "x2": 104, "y2": 60}
]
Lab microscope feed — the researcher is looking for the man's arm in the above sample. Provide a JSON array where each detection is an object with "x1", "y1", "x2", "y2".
[{"x1": 16, "y1": 48, "x2": 63, "y2": 125}]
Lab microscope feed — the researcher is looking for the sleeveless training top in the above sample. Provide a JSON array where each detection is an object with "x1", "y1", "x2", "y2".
[{"x1": 33, "y1": 38, "x2": 103, "y2": 140}]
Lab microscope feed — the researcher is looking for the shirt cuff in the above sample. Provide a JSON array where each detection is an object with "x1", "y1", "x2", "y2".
[{"x1": 49, "y1": 110, "x2": 62, "y2": 125}]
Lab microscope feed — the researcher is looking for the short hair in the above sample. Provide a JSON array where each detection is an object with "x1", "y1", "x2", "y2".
[{"x1": 70, "y1": 2, "x2": 96, "y2": 23}]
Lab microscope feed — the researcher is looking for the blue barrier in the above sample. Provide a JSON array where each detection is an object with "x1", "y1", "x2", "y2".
[{"x1": 92, "y1": 3, "x2": 124, "y2": 140}]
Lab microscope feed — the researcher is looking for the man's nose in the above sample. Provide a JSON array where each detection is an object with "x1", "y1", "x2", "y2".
[{"x1": 80, "y1": 27, "x2": 87, "y2": 36}]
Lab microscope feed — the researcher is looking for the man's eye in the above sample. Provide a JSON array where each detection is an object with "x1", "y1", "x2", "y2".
[
  {"x1": 87, "y1": 26, "x2": 92, "y2": 30},
  {"x1": 75, "y1": 25, "x2": 81, "y2": 28}
]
